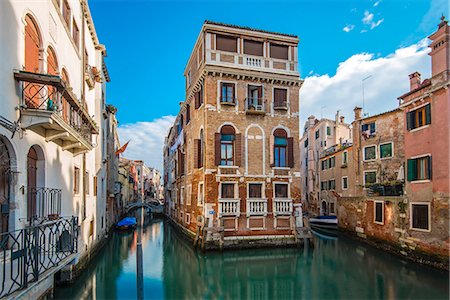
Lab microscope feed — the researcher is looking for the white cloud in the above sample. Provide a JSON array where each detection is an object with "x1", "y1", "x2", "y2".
[
  {"x1": 117, "y1": 115, "x2": 175, "y2": 171},
  {"x1": 343, "y1": 24, "x2": 355, "y2": 32},
  {"x1": 373, "y1": 0, "x2": 381, "y2": 7},
  {"x1": 300, "y1": 39, "x2": 431, "y2": 126},
  {"x1": 362, "y1": 10, "x2": 384, "y2": 30}
]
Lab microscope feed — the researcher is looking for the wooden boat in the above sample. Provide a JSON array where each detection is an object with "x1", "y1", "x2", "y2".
[{"x1": 116, "y1": 217, "x2": 137, "y2": 230}]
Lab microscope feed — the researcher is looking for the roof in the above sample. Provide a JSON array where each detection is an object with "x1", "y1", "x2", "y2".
[
  {"x1": 359, "y1": 107, "x2": 402, "y2": 121},
  {"x1": 397, "y1": 79, "x2": 431, "y2": 99},
  {"x1": 204, "y1": 20, "x2": 298, "y2": 39}
]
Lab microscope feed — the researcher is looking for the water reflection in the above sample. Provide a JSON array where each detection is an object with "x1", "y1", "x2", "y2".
[{"x1": 54, "y1": 218, "x2": 449, "y2": 300}]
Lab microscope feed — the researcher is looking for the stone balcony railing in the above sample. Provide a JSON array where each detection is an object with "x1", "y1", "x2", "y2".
[
  {"x1": 218, "y1": 199, "x2": 240, "y2": 217},
  {"x1": 206, "y1": 49, "x2": 298, "y2": 76},
  {"x1": 273, "y1": 198, "x2": 293, "y2": 216},
  {"x1": 246, "y1": 199, "x2": 268, "y2": 216}
]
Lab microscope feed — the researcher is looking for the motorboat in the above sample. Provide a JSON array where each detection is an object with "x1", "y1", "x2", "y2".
[
  {"x1": 309, "y1": 215, "x2": 338, "y2": 232},
  {"x1": 116, "y1": 217, "x2": 137, "y2": 230}
]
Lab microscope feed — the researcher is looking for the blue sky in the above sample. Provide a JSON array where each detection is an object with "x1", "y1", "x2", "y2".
[{"x1": 88, "y1": 0, "x2": 447, "y2": 169}]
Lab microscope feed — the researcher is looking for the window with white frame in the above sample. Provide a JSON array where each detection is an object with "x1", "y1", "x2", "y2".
[
  {"x1": 342, "y1": 151, "x2": 348, "y2": 164},
  {"x1": 198, "y1": 182, "x2": 204, "y2": 206},
  {"x1": 380, "y1": 142, "x2": 393, "y2": 159},
  {"x1": 364, "y1": 145, "x2": 376, "y2": 161},
  {"x1": 180, "y1": 187, "x2": 184, "y2": 205},
  {"x1": 274, "y1": 183, "x2": 288, "y2": 198},
  {"x1": 374, "y1": 201, "x2": 384, "y2": 224},
  {"x1": 248, "y1": 183, "x2": 263, "y2": 198},
  {"x1": 364, "y1": 171, "x2": 377, "y2": 185},
  {"x1": 187, "y1": 185, "x2": 192, "y2": 205},
  {"x1": 411, "y1": 203, "x2": 430, "y2": 231},
  {"x1": 221, "y1": 182, "x2": 236, "y2": 199},
  {"x1": 185, "y1": 213, "x2": 191, "y2": 224},
  {"x1": 342, "y1": 177, "x2": 348, "y2": 190}
]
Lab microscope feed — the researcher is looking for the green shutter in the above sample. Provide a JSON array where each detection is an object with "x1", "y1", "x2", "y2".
[
  {"x1": 406, "y1": 112, "x2": 412, "y2": 130},
  {"x1": 428, "y1": 156, "x2": 432, "y2": 180},
  {"x1": 407, "y1": 159, "x2": 417, "y2": 181},
  {"x1": 425, "y1": 104, "x2": 431, "y2": 125}
]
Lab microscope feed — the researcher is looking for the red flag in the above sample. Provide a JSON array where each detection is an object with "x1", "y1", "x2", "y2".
[{"x1": 115, "y1": 140, "x2": 130, "y2": 156}]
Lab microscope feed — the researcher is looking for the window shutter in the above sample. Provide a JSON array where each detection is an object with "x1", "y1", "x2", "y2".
[
  {"x1": 235, "y1": 133, "x2": 242, "y2": 166},
  {"x1": 425, "y1": 104, "x2": 431, "y2": 125},
  {"x1": 428, "y1": 156, "x2": 432, "y2": 180},
  {"x1": 406, "y1": 111, "x2": 412, "y2": 130},
  {"x1": 193, "y1": 139, "x2": 199, "y2": 169},
  {"x1": 215, "y1": 133, "x2": 221, "y2": 166},
  {"x1": 269, "y1": 135, "x2": 274, "y2": 166},
  {"x1": 287, "y1": 137, "x2": 294, "y2": 168},
  {"x1": 257, "y1": 86, "x2": 263, "y2": 100},
  {"x1": 407, "y1": 159, "x2": 416, "y2": 181},
  {"x1": 194, "y1": 93, "x2": 199, "y2": 109}
]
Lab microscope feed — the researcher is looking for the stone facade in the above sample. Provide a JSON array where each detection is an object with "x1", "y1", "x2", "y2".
[{"x1": 164, "y1": 21, "x2": 303, "y2": 248}]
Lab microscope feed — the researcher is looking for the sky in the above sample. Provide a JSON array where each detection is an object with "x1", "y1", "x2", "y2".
[{"x1": 89, "y1": 0, "x2": 447, "y2": 171}]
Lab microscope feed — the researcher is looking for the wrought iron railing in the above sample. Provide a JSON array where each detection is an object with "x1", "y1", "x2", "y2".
[
  {"x1": 0, "y1": 217, "x2": 78, "y2": 298},
  {"x1": 27, "y1": 188, "x2": 62, "y2": 224},
  {"x1": 245, "y1": 97, "x2": 265, "y2": 113},
  {"x1": 367, "y1": 183, "x2": 404, "y2": 197}
]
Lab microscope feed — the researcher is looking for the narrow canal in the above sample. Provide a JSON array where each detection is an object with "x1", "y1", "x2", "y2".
[{"x1": 54, "y1": 218, "x2": 449, "y2": 299}]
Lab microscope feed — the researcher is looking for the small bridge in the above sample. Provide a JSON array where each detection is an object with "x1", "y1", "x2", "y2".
[{"x1": 125, "y1": 201, "x2": 154, "y2": 213}]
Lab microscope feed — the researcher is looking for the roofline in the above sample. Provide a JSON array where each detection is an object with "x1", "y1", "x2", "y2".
[
  {"x1": 397, "y1": 80, "x2": 431, "y2": 100},
  {"x1": 357, "y1": 107, "x2": 402, "y2": 121},
  {"x1": 204, "y1": 20, "x2": 298, "y2": 39}
]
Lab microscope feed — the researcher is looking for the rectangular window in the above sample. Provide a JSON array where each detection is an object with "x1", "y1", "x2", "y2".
[
  {"x1": 380, "y1": 143, "x2": 393, "y2": 159},
  {"x1": 185, "y1": 213, "x2": 191, "y2": 225},
  {"x1": 407, "y1": 156, "x2": 432, "y2": 181},
  {"x1": 216, "y1": 35, "x2": 237, "y2": 52},
  {"x1": 321, "y1": 160, "x2": 325, "y2": 171},
  {"x1": 62, "y1": 0, "x2": 71, "y2": 28},
  {"x1": 329, "y1": 156, "x2": 335, "y2": 168},
  {"x1": 315, "y1": 130, "x2": 319, "y2": 139},
  {"x1": 364, "y1": 171, "x2": 377, "y2": 185},
  {"x1": 411, "y1": 203, "x2": 430, "y2": 231},
  {"x1": 274, "y1": 183, "x2": 288, "y2": 198},
  {"x1": 270, "y1": 43, "x2": 288, "y2": 59},
  {"x1": 364, "y1": 145, "x2": 376, "y2": 161},
  {"x1": 326, "y1": 126, "x2": 331, "y2": 136},
  {"x1": 221, "y1": 135, "x2": 234, "y2": 166},
  {"x1": 248, "y1": 183, "x2": 262, "y2": 198},
  {"x1": 84, "y1": 171, "x2": 89, "y2": 195},
  {"x1": 72, "y1": 19, "x2": 79, "y2": 49},
  {"x1": 194, "y1": 85, "x2": 204, "y2": 109},
  {"x1": 274, "y1": 88, "x2": 287, "y2": 108},
  {"x1": 221, "y1": 183, "x2": 235, "y2": 199},
  {"x1": 362, "y1": 122, "x2": 376, "y2": 135},
  {"x1": 93, "y1": 176, "x2": 98, "y2": 196},
  {"x1": 220, "y1": 82, "x2": 235, "y2": 103},
  {"x1": 198, "y1": 183, "x2": 204, "y2": 206},
  {"x1": 186, "y1": 104, "x2": 190, "y2": 124},
  {"x1": 187, "y1": 185, "x2": 192, "y2": 205},
  {"x1": 320, "y1": 181, "x2": 327, "y2": 191},
  {"x1": 342, "y1": 177, "x2": 348, "y2": 189},
  {"x1": 180, "y1": 187, "x2": 185, "y2": 205},
  {"x1": 74, "y1": 167, "x2": 80, "y2": 194},
  {"x1": 304, "y1": 138, "x2": 308, "y2": 148},
  {"x1": 244, "y1": 39, "x2": 263, "y2": 56},
  {"x1": 407, "y1": 104, "x2": 431, "y2": 130},
  {"x1": 374, "y1": 201, "x2": 384, "y2": 224},
  {"x1": 342, "y1": 151, "x2": 348, "y2": 164},
  {"x1": 274, "y1": 137, "x2": 287, "y2": 167},
  {"x1": 328, "y1": 179, "x2": 335, "y2": 190},
  {"x1": 330, "y1": 203, "x2": 335, "y2": 214}
]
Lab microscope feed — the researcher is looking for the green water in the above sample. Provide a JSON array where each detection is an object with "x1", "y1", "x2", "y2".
[{"x1": 54, "y1": 218, "x2": 449, "y2": 299}]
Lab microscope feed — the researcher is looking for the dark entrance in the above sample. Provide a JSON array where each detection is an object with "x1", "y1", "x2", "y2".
[
  {"x1": 0, "y1": 138, "x2": 10, "y2": 233},
  {"x1": 27, "y1": 147, "x2": 38, "y2": 221}
]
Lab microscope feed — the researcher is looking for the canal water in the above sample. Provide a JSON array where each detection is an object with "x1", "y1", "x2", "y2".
[{"x1": 54, "y1": 218, "x2": 449, "y2": 299}]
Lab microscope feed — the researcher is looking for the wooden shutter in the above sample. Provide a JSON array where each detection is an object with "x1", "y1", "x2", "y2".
[
  {"x1": 244, "y1": 40, "x2": 263, "y2": 56},
  {"x1": 257, "y1": 86, "x2": 263, "y2": 100},
  {"x1": 406, "y1": 111, "x2": 412, "y2": 130},
  {"x1": 186, "y1": 104, "x2": 190, "y2": 123},
  {"x1": 428, "y1": 156, "x2": 432, "y2": 180},
  {"x1": 287, "y1": 137, "x2": 294, "y2": 168},
  {"x1": 216, "y1": 35, "x2": 237, "y2": 52},
  {"x1": 194, "y1": 93, "x2": 199, "y2": 109},
  {"x1": 235, "y1": 133, "x2": 242, "y2": 166},
  {"x1": 269, "y1": 135, "x2": 274, "y2": 166},
  {"x1": 270, "y1": 44, "x2": 288, "y2": 59},
  {"x1": 193, "y1": 139, "x2": 199, "y2": 169},
  {"x1": 407, "y1": 159, "x2": 416, "y2": 181},
  {"x1": 215, "y1": 133, "x2": 221, "y2": 166},
  {"x1": 425, "y1": 104, "x2": 431, "y2": 125}
]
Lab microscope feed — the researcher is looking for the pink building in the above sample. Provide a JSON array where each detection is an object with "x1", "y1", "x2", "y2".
[{"x1": 398, "y1": 16, "x2": 449, "y2": 257}]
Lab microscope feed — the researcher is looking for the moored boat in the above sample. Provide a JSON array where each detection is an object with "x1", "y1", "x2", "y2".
[
  {"x1": 309, "y1": 215, "x2": 338, "y2": 233},
  {"x1": 116, "y1": 217, "x2": 137, "y2": 230}
]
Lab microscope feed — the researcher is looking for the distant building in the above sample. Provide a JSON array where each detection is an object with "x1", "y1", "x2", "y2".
[
  {"x1": 164, "y1": 21, "x2": 303, "y2": 248},
  {"x1": 299, "y1": 112, "x2": 352, "y2": 215}
]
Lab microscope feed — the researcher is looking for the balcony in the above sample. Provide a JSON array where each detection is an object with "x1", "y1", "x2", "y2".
[
  {"x1": 218, "y1": 199, "x2": 240, "y2": 217},
  {"x1": 246, "y1": 199, "x2": 268, "y2": 216},
  {"x1": 206, "y1": 50, "x2": 298, "y2": 76},
  {"x1": 273, "y1": 199, "x2": 293, "y2": 216},
  {"x1": 367, "y1": 183, "x2": 404, "y2": 197},
  {"x1": 14, "y1": 71, "x2": 98, "y2": 155},
  {"x1": 245, "y1": 97, "x2": 265, "y2": 115},
  {"x1": 27, "y1": 187, "x2": 62, "y2": 224}
]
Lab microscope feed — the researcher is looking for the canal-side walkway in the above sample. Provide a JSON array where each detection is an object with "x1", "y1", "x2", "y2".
[{"x1": 54, "y1": 218, "x2": 449, "y2": 299}]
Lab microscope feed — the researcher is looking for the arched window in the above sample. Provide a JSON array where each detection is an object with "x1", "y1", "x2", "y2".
[
  {"x1": 24, "y1": 14, "x2": 41, "y2": 73},
  {"x1": 61, "y1": 68, "x2": 70, "y2": 121},
  {"x1": 218, "y1": 125, "x2": 235, "y2": 166},
  {"x1": 273, "y1": 128, "x2": 287, "y2": 167}
]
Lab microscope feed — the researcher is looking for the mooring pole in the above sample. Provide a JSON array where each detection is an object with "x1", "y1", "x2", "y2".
[{"x1": 136, "y1": 195, "x2": 144, "y2": 299}]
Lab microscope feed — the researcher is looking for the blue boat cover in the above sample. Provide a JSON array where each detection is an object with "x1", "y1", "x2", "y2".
[
  {"x1": 317, "y1": 215, "x2": 337, "y2": 220},
  {"x1": 117, "y1": 217, "x2": 137, "y2": 227}
]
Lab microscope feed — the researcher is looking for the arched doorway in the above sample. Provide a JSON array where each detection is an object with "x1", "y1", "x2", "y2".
[
  {"x1": 24, "y1": 14, "x2": 42, "y2": 109},
  {"x1": 321, "y1": 200, "x2": 328, "y2": 216},
  {"x1": 27, "y1": 146, "x2": 45, "y2": 223},
  {"x1": 0, "y1": 138, "x2": 11, "y2": 233}
]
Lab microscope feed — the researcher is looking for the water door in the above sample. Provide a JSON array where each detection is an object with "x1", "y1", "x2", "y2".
[
  {"x1": 27, "y1": 147, "x2": 38, "y2": 221},
  {"x1": 0, "y1": 139, "x2": 10, "y2": 233}
]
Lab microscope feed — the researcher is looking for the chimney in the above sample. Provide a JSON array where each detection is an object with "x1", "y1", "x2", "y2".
[
  {"x1": 354, "y1": 107, "x2": 362, "y2": 120},
  {"x1": 340, "y1": 116, "x2": 345, "y2": 124},
  {"x1": 335, "y1": 110, "x2": 340, "y2": 123},
  {"x1": 307, "y1": 115, "x2": 316, "y2": 128},
  {"x1": 409, "y1": 72, "x2": 421, "y2": 91}
]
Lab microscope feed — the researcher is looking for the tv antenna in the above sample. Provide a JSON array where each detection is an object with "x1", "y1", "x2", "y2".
[{"x1": 362, "y1": 75, "x2": 372, "y2": 117}]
